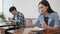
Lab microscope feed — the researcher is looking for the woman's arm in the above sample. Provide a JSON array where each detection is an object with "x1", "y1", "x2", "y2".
[
  {"x1": 47, "y1": 12, "x2": 60, "y2": 31},
  {"x1": 43, "y1": 22, "x2": 58, "y2": 31},
  {"x1": 47, "y1": 25, "x2": 58, "y2": 31}
]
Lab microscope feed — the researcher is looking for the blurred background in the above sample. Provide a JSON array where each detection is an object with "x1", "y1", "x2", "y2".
[{"x1": 0, "y1": 0, "x2": 60, "y2": 19}]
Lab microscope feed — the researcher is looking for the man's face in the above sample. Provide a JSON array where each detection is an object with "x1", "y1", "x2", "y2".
[{"x1": 11, "y1": 10, "x2": 17, "y2": 15}]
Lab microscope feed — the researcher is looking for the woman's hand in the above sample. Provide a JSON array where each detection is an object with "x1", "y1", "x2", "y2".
[
  {"x1": 43, "y1": 22, "x2": 48, "y2": 29},
  {"x1": 38, "y1": 24, "x2": 42, "y2": 28}
]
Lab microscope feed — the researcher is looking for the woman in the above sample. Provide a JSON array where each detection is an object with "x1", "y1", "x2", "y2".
[{"x1": 34, "y1": 0, "x2": 60, "y2": 34}]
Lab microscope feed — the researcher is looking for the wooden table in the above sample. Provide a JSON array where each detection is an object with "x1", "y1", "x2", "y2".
[
  {"x1": 28, "y1": 28, "x2": 60, "y2": 34},
  {"x1": 43, "y1": 29, "x2": 60, "y2": 34},
  {"x1": 0, "y1": 28, "x2": 5, "y2": 34},
  {"x1": 28, "y1": 27, "x2": 44, "y2": 34},
  {"x1": 0, "y1": 23, "x2": 15, "y2": 34}
]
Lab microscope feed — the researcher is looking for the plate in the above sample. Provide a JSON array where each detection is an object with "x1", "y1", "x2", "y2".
[{"x1": 31, "y1": 27, "x2": 45, "y2": 32}]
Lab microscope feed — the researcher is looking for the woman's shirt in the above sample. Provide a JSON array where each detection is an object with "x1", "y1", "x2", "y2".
[
  {"x1": 44, "y1": 16, "x2": 48, "y2": 25},
  {"x1": 34, "y1": 12, "x2": 60, "y2": 28}
]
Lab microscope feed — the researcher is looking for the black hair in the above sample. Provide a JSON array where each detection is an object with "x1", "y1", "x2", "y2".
[
  {"x1": 38, "y1": 0, "x2": 54, "y2": 13},
  {"x1": 9, "y1": 6, "x2": 17, "y2": 12}
]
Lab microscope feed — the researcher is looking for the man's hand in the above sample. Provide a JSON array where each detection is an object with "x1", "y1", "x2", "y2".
[
  {"x1": 8, "y1": 17, "x2": 16, "y2": 25},
  {"x1": 9, "y1": 19, "x2": 16, "y2": 24},
  {"x1": 8, "y1": 17, "x2": 16, "y2": 23},
  {"x1": 3, "y1": 19, "x2": 10, "y2": 25},
  {"x1": 10, "y1": 20, "x2": 16, "y2": 23},
  {"x1": 3, "y1": 19, "x2": 8, "y2": 22}
]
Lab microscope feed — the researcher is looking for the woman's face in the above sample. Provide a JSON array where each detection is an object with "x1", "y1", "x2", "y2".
[{"x1": 38, "y1": 4, "x2": 48, "y2": 14}]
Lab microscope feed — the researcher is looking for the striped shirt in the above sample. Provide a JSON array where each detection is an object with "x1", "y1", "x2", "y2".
[{"x1": 13, "y1": 12, "x2": 25, "y2": 28}]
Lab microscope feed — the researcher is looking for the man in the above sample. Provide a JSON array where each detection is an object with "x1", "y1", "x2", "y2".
[{"x1": 5, "y1": 6, "x2": 25, "y2": 34}]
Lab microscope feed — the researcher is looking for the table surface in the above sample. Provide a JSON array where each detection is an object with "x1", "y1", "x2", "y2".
[{"x1": 0, "y1": 22, "x2": 15, "y2": 27}]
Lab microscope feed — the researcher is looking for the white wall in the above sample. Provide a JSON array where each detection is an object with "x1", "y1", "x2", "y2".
[
  {"x1": 48, "y1": 0, "x2": 60, "y2": 19},
  {"x1": 13, "y1": 0, "x2": 40, "y2": 18},
  {"x1": 4, "y1": 0, "x2": 13, "y2": 18},
  {"x1": 3, "y1": 0, "x2": 60, "y2": 19},
  {"x1": 0, "y1": 0, "x2": 2, "y2": 12}
]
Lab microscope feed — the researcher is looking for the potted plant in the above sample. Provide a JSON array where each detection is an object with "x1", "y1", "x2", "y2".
[{"x1": 0, "y1": 12, "x2": 5, "y2": 22}]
